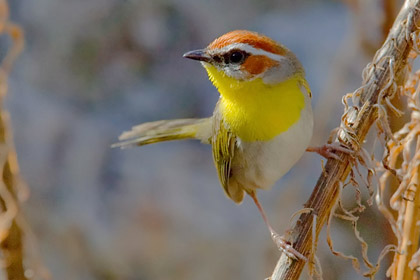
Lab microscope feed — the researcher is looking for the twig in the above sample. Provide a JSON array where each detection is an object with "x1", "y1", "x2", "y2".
[
  {"x1": 381, "y1": 68, "x2": 420, "y2": 278},
  {"x1": 270, "y1": 0, "x2": 420, "y2": 279},
  {"x1": 0, "y1": 1, "x2": 27, "y2": 279},
  {"x1": 394, "y1": 164, "x2": 420, "y2": 279}
]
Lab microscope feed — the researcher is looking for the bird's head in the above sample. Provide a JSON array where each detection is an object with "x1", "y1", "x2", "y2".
[{"x1": 183, "y1": 30, "x2": 304, "y2": 87}]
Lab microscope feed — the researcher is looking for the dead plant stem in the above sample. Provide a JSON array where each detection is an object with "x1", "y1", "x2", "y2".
[
  {"x1": 270, "y1": 0, "x2": 420, "y2": 279},
  {"x1": 394, "y1": 140, "x2": 420, "y2": 280}
]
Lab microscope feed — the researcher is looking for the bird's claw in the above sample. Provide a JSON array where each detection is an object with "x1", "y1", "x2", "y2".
[
  {"x1": 307, "y1": 143, "x2": 353, "y2": 161},
  {"x1": 271, "y1": 232, "x2": 307, "y2": 262}
]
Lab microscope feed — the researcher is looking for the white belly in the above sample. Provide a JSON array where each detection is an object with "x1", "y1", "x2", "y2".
[{"x1": 231, "y1": 97, "x2": 313, "y2": 190}]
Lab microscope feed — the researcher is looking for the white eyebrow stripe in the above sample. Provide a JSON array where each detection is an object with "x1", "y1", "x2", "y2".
[{"x1": 212, "y1": 43, "x2": 285, "y2": 62}]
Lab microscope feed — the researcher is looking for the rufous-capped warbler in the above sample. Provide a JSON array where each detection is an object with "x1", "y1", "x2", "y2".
[{"x1": 113, "y1": 30, "x2": 346, "y2": 260}]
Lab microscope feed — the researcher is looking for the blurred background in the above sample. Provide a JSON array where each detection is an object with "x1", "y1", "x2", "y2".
[{"x1": 3, "y1": 0, "x2": 404, "y2": 279}]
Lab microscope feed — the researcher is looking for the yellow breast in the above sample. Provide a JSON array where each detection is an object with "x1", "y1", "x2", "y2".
[{"x1": 204, "y1": 65, "x2": 307, "y2": 141}]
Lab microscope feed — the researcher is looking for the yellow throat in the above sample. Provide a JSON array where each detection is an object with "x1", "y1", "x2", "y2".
[{"x1": 204, "y1": 64, "x2": 307, "y2": 142}]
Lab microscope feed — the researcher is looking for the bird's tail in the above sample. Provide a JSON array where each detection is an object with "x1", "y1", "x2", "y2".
[{"x1": 112, "y1": 118, "x2": 212, "y2": 149}]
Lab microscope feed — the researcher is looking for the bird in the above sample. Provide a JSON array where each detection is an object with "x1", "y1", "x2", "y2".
[{"x1": 113, "y1": 30, "x2": 344, "y2": 260}]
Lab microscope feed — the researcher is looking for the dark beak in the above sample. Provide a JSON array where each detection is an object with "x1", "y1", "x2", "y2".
[{"x1": 183, "y1": 49, "x2": 211, "y2": 62}]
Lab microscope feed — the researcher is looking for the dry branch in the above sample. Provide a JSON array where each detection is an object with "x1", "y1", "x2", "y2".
[
  {"x1": 394, "y1": 167, "x2": 420, "y2": 279},
  {"x1": 0, "y1": 1, "x2": 26, "y2": 279},
  {"x1": 270, "y1": 0, "x2": 420, "y2": 279},
  {"x1": 378, "y1": 67, "x2": 420, "y2": 278}
]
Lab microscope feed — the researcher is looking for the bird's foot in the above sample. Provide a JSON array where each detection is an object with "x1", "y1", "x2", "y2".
[
  {"x1": 306, "y1": 143, "x2": 353, "y2": 160},
  {"x1": 271, "y1": 231, "x2": 307, "y2": 261}
]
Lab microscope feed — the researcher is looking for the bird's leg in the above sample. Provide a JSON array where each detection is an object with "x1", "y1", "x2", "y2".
[
  {"x1": 306, "y1": 143, "x2": 353, "y2": 160},
  {"x1": 248, "y1": 191, "x2": 307, "y2": 261}
]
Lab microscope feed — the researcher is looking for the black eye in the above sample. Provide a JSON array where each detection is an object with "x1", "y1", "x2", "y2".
[{"x1": 229, "y1": 51, "x2": 244, "y2": 64}]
